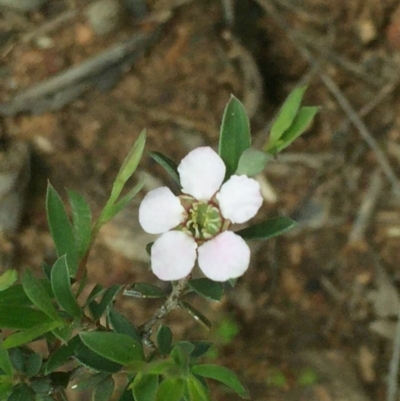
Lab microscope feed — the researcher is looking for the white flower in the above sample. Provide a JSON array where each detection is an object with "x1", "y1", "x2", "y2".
[{"x1": 139, "y1": 146, "x2": 263, "y2": 282}]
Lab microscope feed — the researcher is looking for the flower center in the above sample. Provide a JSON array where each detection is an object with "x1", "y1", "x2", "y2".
[{"x1": 184, "y1": 201, "x2": 224, "y2": 240}]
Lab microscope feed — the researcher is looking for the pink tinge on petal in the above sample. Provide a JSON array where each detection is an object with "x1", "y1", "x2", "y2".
[
  {"x1": 178, "y1": 147, "x2": 226, "y2": 201},
  {"x1": 139, "y1": 187, "x2": 185, "y2": 234},
  {"x1": 151, "y1": 231, "x2": 197, "y2": 281},
  {"x1": 198, "y1": 231, "x2": 250, "y2": 282},
  {"x1": 216, "y1": 175, "x2": 263, "y2": 224}
]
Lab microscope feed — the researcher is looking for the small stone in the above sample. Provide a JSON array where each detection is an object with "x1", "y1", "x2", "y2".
[
  {"x1": 86, "y1": 0, "x2": 122, "y2": 36},
  {"x1": 0, "y1": 0, "x2": 47, "y2": 12}
]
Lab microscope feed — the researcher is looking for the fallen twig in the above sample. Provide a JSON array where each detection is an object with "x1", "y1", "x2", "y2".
[{"x1": 348, "y1": 168, "x2": 384, "y2": 244}]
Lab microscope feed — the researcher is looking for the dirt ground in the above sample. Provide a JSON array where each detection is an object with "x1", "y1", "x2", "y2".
[{"x1": 2, "y1": 0, "x2": 400, "y2": 400}]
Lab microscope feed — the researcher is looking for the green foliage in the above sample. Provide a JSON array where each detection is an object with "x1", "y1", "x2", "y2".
[
  {"x1": 107, "y1": 308, "x2": 141, "y2": 343},
  {"x1": 131, "y1": 372, "x2": 159, "y2": 401},
  {"x1": 0, "y1": 269, "x2": 17, "y2": 291},
  {"x1": 124, "y1": 283, "x2": 165, "y2": 299},
  {"x1": 235, "y1": 148, "x2": 272, "y2": 177},
  {"x1": 155, "y1": 378, "x2": 185, "y2": 401},
  {"x1": 46, "y1": 184, "x2": 79, "y2": 276},
  {"x1": 265, "y1": 86, "x2": 318, "y2": 155},
  {"x1": 149, "y1": 151, "x2": 180, "y2": 186},
  {"x1": 79, "y1": 332, "x2": 144, "y2": 365},
  {"x1": 51, "y1": 256, "x2": 82, "y2": 319},
  {"x1": 219, "y1": 95, "x2": 251, "y2": 178},
  {"x1": 67, "y1": 190, "x2": 92, "y2": 258},
  {"x1": 236, "y1": 216, "x2": 297, "y2": 241},
  {"x1": 156, "y1": 325, "x2": 173, "y2": 355},
  {"x1": 188, "y1": 278, "x2": 223, "y2": 302},
  {"x1": 191, "y1": 364, "x2": 250, "y2": 399},
  {"x1": 180, "y1": 301, "x2": 211, "y2": 329},
  {"x1": 88, "y1": 285, "x2": 121, "y2": 321},
  {"x1": 0, "y1": 341, "x2": 12, "y2": 376}
]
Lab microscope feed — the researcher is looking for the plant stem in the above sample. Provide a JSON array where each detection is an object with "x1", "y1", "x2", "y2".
[{"x1": 140, "y1": 275, "x2": 190, "y2": 349}]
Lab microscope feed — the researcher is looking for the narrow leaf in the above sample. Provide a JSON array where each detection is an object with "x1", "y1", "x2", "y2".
[
  {"x1": 156, "y1": 325, "x2": 172, "y2": 355},
  {"x1": 190, "y1": 341, "x2": 213, "y2": 358},
  {"x1": 45, "y1": 336, "x2": 81, "y2": 374},
  {"x1": 191, "y1": 364, "x2": 250, "y2": 399},
  {"x1": 67, "y1": 190, "x2": 92, "y2": 258},
  {"x1": 0, "y1": 284, "x2": 30, "y2": 306},
  {"x1": 180, "y1": 301, "x2": 211, "y2": 329},
  {"x1": 156, "y1": 378, "x2": 185, "y2": 401},
  {"x1": 79, "y1": 332, "x2": 144, "y2": 365},
  {"x1": 89, "y1": 285, "x2": 121, "y2": 321},
  {"x1": 0, "y1": 305, "x2": 52, "y2": 329},
  {"x1": 74, "y1": 372, "x2": 108, "y2": 391},
  {"x1": 46, "y1": 183, "x2": 78, "y2": 276},
  {"x1": 188, "y1": 279, "x2": 223, "y2": 301},
  {"x1": 123, "y1": 283, "x2": 165, "y2": 299},
  {"x1": 25, "y1": 353, "x2": 42, "y2": 378},
  {"x1": 235, "y1": 148, "x2": 272, "y2": 177},
  {"x1": 219, "y1": 95, "x2": 251, "y2": 177},
  {"x1": 272, "y1": 106, "x2": 318, "y2": 154},
  {"x1": 107, "y1": 308, "x2": 141, "y2": 343},
  {"x1": 51, "y1": 255, "x2": 82, "y2": 319},
  {"x1": 236, "y1": 216, "x2": 297, "y2": 241},
  {"x1": 8, "y1": 383, "x2": 33, "y2": 401},
  {"x1": 3, "y1": 321, "x2": 63, "y2": 349},
  {"x1": 186, "y1": 376, "x2": 211, "y2": 401},
  {"x1": 22, "y1": 270, "x2": 60, "y2": 321},
  {"x1": 268, "y1": 86, "x2": 307, "y2": 147},
  {"x1": 109, "y1": 130, "x2": 146, "y2": 204},
  {"x1": 0, "y1": 341, "x2": 12, "y2": 376},
  {"x1": 0, "y1": 269, "x2": 17, "y2": 291},
  {"x1": 149, "y1": 151, "x2": 180, "y2": 185},
  {"x1": 131, "y1": 373, "x2": 159, "y2": 401}
]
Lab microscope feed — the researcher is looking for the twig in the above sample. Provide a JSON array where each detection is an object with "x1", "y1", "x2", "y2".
[
  {"x1": 348, "y1": 169, "x2": 384, "y2": 244},
  {"x1": 0, "y1": 29, "x2": 162, "y2": 116},
  {"x1": 140, "y1": 276, "x2": 190, "y2": 349},
  {"x1": 255, "y1": 0, "x2": 400, "y2": 196},
  {"x1": 387, "y1": 306, "x2": 400, "y2": 401}
]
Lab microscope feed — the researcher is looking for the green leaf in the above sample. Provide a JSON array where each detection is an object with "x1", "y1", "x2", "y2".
[
  {"x1": 189, "y1": 341, "x2": 213, "y2": 358},
  {"x1": 21, "y1": 270, "x2": 60, "y2": 322},
  {"x1": 0, "y1": 269, "x2": 17, "y2": 292},
  {"x1": 0, "y1": 305, "x2": 52, "y2": 329},
  {"x1": 0, "y1": 284, "x2": 30, "y2": 306},
  {"x1": 46, "y1": 183, "x2": 78, "y2": 276},
  {"x1": 85, "y1": 284, "x2": 104, "y2": 306},
  {"x1": 45, "y1": 336, "x2": 81, "y2": 374},
  {"x1": 180, "y1": 301, "x2": 211, "y2": 329},
  {"x1": 8, "y1": 383, "x2": 34, "y2": 401},
  {"x1": 52, "y1": 324, "x2": 73, "y2": 343},
  {"x1": 79, "y1": 332, "x2": 144, "y2": 365},
  {"x1": 0, "y1": 380, "x2": 12, "y2": 399},
  {"x1": 191, "y1": 364, "x2": 250, "y2": 399},
  {"x1": 25, "y1": 353, "x2": 42, "y2": 378},
  {"x1": 104, "y1": 181, "x2": 144, "y2": 223},
  {"x1": 269, "y1": 106, "x2": 318, "y2": 154},
  {"x1": 2, "y1": 321, "x2": 63, "y2": 349},
  {"x1": 0, "y1": 341, "x2": 12, "y2": 376},
  {"x1": 8, "y1": 348, "x2": 25, "y2": 372},
  {"x1": 149, "y1": 151, "x2": 180, "y2": 186},
  {"x1": 156, "y1": 325, "x2": 172, "y2": 355},
  {"x1": 236, "y1": 216, "x2": 297, "y2": 241},
  {"x1": 186, "y1": 376, "x2": 211, "y2": 401},
  {"x1": 109, "y1": 130, "x2": 146, "y2": 205},
  {"x1": 123, "y1": 283, "x2": 165, "y2": 299},
  {"x1": 156, "y1": 378, "x2": 185, "y2": 401},
  {"x1": 74, "y1": 338, "x2": 122, "y2": 373},
  {"x1": 89, "y1": 285, "x2": 121, "y2": 321},
  {"x1": 67, "y1": 190, "x2": 92, "y2": 258},
  {"x1": 170, "y1": 342, "x2": 194, "y2": 372},
  {"x1": 131, "y1": 373, "x2": 159, "y2": 401},
  {"x1": 107, "y1": 308, "x2": 141, "y2": 343},
  {"x1": 235, "y1": 148, "x2": 272, "y2": 177},
  {"x1": 219, "y1": 95, "x2": 251, "y2": 178},
  {"x1": 30, "y1": 378, "x2": 52, "y2": 394},
  {"x1": 188, "y1": 279, "x2": 223, "y2": 301},
  {"x1": 268, "y1": 86, "x2": 307, "y2": 147},
  {"x1": 92, "y1": 376, "x2": 115, "y2": 401},
  {"x1": 51, "y1": 255, "x2": 82, "y2": 319}
]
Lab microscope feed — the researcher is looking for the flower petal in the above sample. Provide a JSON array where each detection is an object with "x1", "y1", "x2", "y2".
[
  {"x1": 139, "y1": 187, "x2": 185, "y2": 234},
  {"x1": 198, "y1": 231, "x2": 250, "y2": 281},
  {"x1": 151, "y1": 231, "x2": 197, "y2": 281},
  {"x1": 216, "y1": 175, "x2": 263, "y2": 224},
  {"x1": 178, "y1": 147, "x2": 226, "y2": 201}
]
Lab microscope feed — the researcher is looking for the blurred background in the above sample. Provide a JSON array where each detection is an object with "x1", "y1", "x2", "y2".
[{"x1": 1, "y1": 0, "x2": 400, "y2": 400}]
